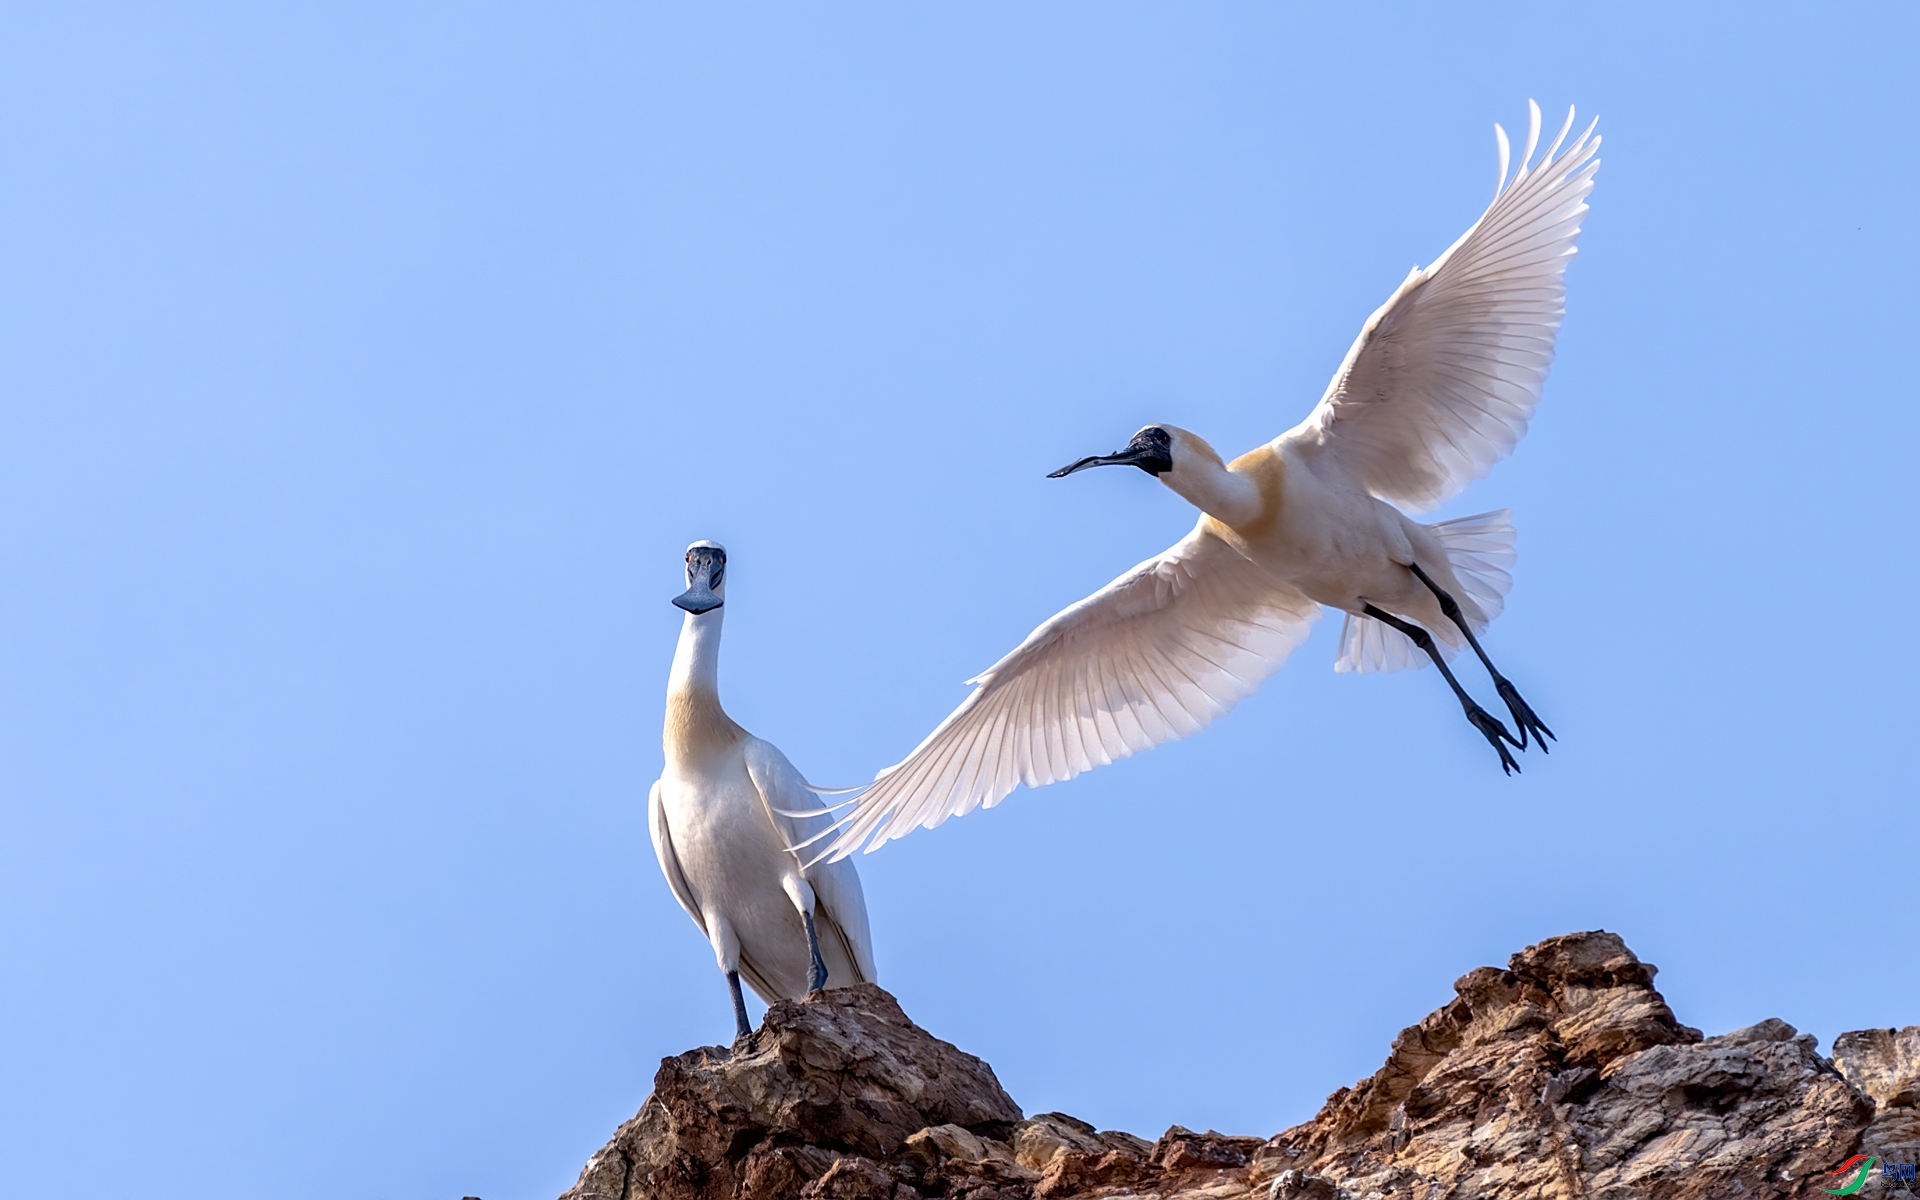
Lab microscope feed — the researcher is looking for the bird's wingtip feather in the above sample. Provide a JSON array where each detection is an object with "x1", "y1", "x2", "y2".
[
  {"x1": 1543, "y1": 104, "x2": 1576, "y2": 166},
  {"x1": 1521, "y1": 99, "x2": 1542, "y2": 174}
]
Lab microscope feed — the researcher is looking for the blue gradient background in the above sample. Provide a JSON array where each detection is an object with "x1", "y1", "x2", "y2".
[{"x1": 2, "y1": 4, "x2": 1913, "y2": 1198}]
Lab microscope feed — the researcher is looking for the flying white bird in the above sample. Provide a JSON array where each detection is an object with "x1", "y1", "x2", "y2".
[
  {"x1": 649, "y1": 541, "x2": 876, "y2": 1039},
  {"x1": 810, "y1": 103, "x2": 1598, "y2": 864}
]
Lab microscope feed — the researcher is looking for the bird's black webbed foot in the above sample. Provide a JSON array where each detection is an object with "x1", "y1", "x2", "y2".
[
  {"x1": 1494, "y1": 677, "x2": 1554, "y2": 752},
  {"x1": 1465, "y1": 704, "x2": 1523, "y2": 775}
]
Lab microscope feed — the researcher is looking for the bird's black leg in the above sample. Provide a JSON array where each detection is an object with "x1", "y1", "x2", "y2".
[
  {"x1": 801, "y1": 912, "x2": 830, "y2": 994},
  {"x1": 726, "y1": 970, "x2": 753, "y2": 1042},
  {"x1": 1362, "y1": 603, "x2": 1522, "y2": 775},
  {"x1": 1405, "y1": 563, "x2": 1554, "y2": 752}
]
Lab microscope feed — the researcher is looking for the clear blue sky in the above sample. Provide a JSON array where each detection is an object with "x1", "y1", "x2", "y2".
[{"x1": 3, "y1": 4, "x2": 1914, "y2": 1198}]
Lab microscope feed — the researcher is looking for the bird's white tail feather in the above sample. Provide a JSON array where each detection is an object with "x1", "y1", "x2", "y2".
[
  {"x1": 1335, "y1": 508, "x2": 1517, "y2": 675},
  {"x1": 1336, "y1": 611, "x2": 1431, "y2": 674},
  {"x1": 1433, "y1": 508, "x2": 1517, "y2": 629}
]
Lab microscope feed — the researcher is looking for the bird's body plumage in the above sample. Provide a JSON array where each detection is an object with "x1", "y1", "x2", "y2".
[
  {"x1": 812, "y1": 103, "x2": 1596, "y2": 861},
  {"x1": 651, "y1": 552, "x2": 875, "y2": 1015},
  {"x1": 1216, "y1": 438, "x2": 1486, "y2": 640}
]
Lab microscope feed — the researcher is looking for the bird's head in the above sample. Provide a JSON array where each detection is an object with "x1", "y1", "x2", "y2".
[
  {"x1": 673, "y1": 540, "x2": 728, "y2": 615},
  {"x1": 1048, "y1": 425, "x2": 1254, "y2": 523},
  {"x1": 1050, "y1": 424, "x2": 1225, "y2": 481}
]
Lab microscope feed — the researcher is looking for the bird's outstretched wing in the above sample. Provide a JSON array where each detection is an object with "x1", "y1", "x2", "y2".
[
  {"x1": 1291, "y1": 102, "x2": 1600, "y2": 512},
  {"x1": 809, "y1": 521, "x2": 1319, "y2": 861}
]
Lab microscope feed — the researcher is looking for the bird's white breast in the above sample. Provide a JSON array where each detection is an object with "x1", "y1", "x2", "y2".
[
  {"x1": 1225, "y1": 439, "x2": 1418, "y2": 614},
  {"x1": 660, "y1": 750, "x2": 789, "y2": 889}
]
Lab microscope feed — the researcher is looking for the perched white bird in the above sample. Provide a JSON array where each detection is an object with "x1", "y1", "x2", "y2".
[
  {"x1": 811, "y1": 103, "x2": 1597, "y2": 863},
  {"x1": 649, "y1": 541, "x2": 877, "y2": 1039}
]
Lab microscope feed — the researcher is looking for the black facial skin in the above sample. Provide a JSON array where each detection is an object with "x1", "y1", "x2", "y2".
[
  {"x1": 1047, "y1": 426, "x2": 1174, "y2": 479},
  {"x1": 673, "y1": 546, "x2": 727, "y2": 614}
]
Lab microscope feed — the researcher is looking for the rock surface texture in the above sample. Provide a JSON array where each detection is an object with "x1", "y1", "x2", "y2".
[
  {"x1": 563, "y1": 933, "x2": 1912, "y2": 1200},
  {"x1": 1833, "y1": 1025, "x2": 1920, "y2": 1169}
]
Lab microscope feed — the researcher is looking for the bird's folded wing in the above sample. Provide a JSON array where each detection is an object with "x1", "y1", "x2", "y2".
[
  {"x1": 810, "y1": 520, "x2": 1319, "y2": 862},
  {"x1": 743, "y1": 739, "x2": 879, "y2": 982},
  {"x1": 1292, "y1": 102, "x2": 1600, "y2": 513},
  {"x1": 648, "y1": 780, "x2": 706, "y2": 934}
]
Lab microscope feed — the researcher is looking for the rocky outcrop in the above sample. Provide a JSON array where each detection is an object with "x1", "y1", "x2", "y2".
[
  {"x1": 563, "y1": 985, "x2": 1022, "y2": 1200},
  {"x1": 1264, "y1": 933, "x2": 1873, "y2": 1200},
  {"x1": 563, "y1": 933, "x2": 1910, "y2": 1200},
  {"x1": 1834, "y1": 1025, "x2": 1920, "y2": 1168}
]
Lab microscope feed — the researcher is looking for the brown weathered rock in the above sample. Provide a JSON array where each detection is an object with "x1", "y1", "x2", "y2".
[
  {"x1": 1032, "y1": 1148, "x2": 1144, "y2": 1198},
  {"x1": 560, "y1": 983, "x2": 1019, "y2": 1200},
  {"x1": 563, "y1": 932, "x2": 1905, "y2": 1200},
  {"x1": 1834, "y1": 1025, "x2": 1920, "y2": 1167},
  {"x1": 797, "y1": 1154, "x2": 907, "y2": 1199},
  {"x1": 1266, "y1": 932, "x2": 1875, "y2": 1200}
]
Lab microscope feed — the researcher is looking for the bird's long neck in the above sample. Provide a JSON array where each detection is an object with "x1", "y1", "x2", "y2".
[
  {"x1": 1160, "y1": 450, "x2": 1268, "y2": 530},
  {"x1": 664, "y1": 610, "x2": 745, "y2": 763}
]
